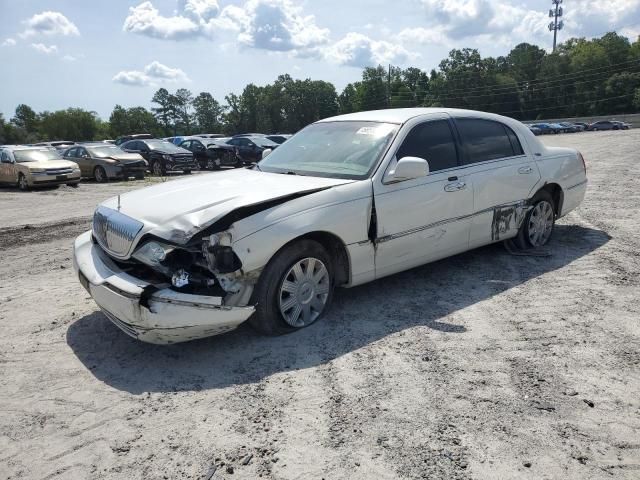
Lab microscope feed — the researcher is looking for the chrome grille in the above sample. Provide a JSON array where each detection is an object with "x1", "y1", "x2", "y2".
[
  {"x1": 45, "y1": 167, "x2": 74, "y2": 175},
  {"x1": 92, "y1": 206, "x2": 143, "y2": 257}
]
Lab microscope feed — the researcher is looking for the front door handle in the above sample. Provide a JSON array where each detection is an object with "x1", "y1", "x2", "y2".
[
  {"x1": 444, "y1": 181, "x2": 466, "y2": 192},
  {"x1": 518, "y1": 166, "x2": 533, "y2": 174}
]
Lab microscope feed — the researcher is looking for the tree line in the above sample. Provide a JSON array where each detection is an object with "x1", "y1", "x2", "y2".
[{"x1": 2, "y1": 32, "x2": 639, "y2": 144}]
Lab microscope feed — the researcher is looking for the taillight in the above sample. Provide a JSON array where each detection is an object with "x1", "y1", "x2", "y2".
[{"x1": 577, "y1": 151, "x2": 586, "y2": 173}]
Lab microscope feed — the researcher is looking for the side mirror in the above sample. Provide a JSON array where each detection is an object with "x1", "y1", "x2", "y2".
[
  {"x1": 388, "y1": 156, "x2": 429, "y2": 182},
  {"x1": 261, "y1": 148, "x2": 272, "y2": 159}
]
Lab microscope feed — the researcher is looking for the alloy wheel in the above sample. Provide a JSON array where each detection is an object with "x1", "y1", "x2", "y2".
[
  {"x1": 528, "y1": 200, "x2": 554, "y2": 247},
  {"x1": 278, "y1": 257, "x2": 330, "y2": 328}
]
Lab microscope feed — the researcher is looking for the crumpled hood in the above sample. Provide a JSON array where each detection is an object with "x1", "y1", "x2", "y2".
[
  {"x1": 100, "y1": 168, "x2": 354, "y2": 244},
  {"x1": 109, "y1": 152, "x2": 145, "y2": 163}
]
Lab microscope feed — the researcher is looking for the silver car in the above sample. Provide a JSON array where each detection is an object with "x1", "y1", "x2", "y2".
[{"x1": 64, "y1": 144, "x2": 147, "y2": 182}]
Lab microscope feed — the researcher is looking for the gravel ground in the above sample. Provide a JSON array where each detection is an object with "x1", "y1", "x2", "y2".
[{"x1": 0, "y1": 130, "x2": 639, "y2": 479}]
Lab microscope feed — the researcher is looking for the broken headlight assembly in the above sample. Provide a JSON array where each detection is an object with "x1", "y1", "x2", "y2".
[
  {"x1": 202, "y1": 232, "x2": 242, "y2": 274},
  {"x1": 132, "y1": 241, "x2": 175, "y2": 268}
]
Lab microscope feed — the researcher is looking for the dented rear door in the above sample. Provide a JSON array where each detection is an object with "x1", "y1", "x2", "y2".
[{"x1": 453, "y1": 117, "x2": 541, "y2": 248}]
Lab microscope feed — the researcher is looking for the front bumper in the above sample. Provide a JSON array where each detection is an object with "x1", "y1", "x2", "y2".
[
  {"x1": 73, "y1": 230, "x2": 255, "y2": 344},
  {"x1": 167, "y1": 159, "x2": 197, "y2": 171},
  {"x1": 31, "y1": 172, "x2": 81, "y2": 186},
  {"x1": 108, "y1": 163, "x2": 146, "y2": 179}
]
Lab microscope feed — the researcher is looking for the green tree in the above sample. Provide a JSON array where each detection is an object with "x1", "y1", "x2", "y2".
[{"x1": 192, "y1": 92, "x2": 225, "y2": 133}]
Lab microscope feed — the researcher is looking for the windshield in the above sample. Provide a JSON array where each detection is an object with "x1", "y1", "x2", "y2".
[
  {"x1": 252, "y1": 137, "x2": 279, "y2": 148},
  {"x1": 146, "y1": 141, "x2": 188, "y2": 152},
  {"x1": 258, "y1": 121, "x2": 398, "y2": 180},
  {"x1": 14, "y1": 149, "x2": 62, "y2": 162},
  {"x1": 87, "y1": 146, "x2": 123, "y2": 157}
]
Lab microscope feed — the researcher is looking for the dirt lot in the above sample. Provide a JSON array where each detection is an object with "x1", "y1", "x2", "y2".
[{"x1": 1, "y1": 131, "x2": 639, "y2": 480}]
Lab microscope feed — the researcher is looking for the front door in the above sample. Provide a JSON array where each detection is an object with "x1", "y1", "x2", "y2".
[{"x1": 373, "y1": 115, "x2": 474, "y2": 279}]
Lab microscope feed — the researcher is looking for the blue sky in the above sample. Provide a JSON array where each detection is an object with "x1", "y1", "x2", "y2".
[{"x1": 1, "y1": 0, "x2": 639, "y2": 119}]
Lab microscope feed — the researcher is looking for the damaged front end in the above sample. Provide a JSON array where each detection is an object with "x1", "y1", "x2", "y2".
[{"x1": 74, "y1": 212, "x2": 258, "y2": 344}]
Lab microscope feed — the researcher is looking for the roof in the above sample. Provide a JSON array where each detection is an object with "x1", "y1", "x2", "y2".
[
  {"x1": 1, "y1": 145, "x2": 54, "y2": 152},
  {"x1": 318, "y1": 108, "x2": 521, "y2": 125}
]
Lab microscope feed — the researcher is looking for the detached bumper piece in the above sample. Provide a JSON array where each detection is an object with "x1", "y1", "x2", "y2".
[{"x1": 73, "y1": 230, "x2": 254, "y2": 344}]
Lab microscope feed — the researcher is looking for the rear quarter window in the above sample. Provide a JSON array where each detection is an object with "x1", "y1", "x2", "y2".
[{"x1": 456, "y1": 118, "x2": 522, "y2": 164}]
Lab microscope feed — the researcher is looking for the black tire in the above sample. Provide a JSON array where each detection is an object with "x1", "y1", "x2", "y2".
[
  {"x1": 513, "y1": 190, "x2": 556, "y2": 250},
  {"x1": 135, "y1": 174, "x2": 145, "y2": 180},
  {"x1": 94, "y1": 166, "x2": 108, "y2": 183},
  {"x1": 17, "y1": 173, "x2": 29, "y2": 191},
  {"x1": 249, "y1": 240, "x2": 334, "y2": 336},
  {"x1": 184, "y1": 169, "x2": 192, "y2": 175},
  {"x1": 151, "y1": 160, "x2": 166, "y2": 176},
  {"x1": 67, "y1": 182, "x2": 80, "y2": 188}
]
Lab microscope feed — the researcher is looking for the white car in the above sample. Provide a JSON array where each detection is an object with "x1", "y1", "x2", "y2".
[{"x1": 73, "y1": 108, "x2": 587, "y2": 344}]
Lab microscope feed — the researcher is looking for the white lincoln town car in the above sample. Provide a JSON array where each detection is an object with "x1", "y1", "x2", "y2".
[{"x1": 73, "y1": 108, "x2": 587, "y2": 344}]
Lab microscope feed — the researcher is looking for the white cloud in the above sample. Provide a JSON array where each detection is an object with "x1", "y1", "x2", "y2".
[
  {"x1": 113, "y1": 70, "x2": 151, "y2": 87},
  {"x1": 21, "y1": 11, "x2": 79, "y2": 38},
  {"x1": 62, "y1": 54, "x2": 77, "y2": 62},
  {"x1": 1, "y1": 38, "x2": 16, "y2": 47},
  {"x1": 123, "y1": 1, "x2": 202, "y2": 40},
  {"x1": 398, "y1": 27, "x2": 448, "y2": 46},
  {"x1": 113, "y1": 61, "x2": 190, "y2": 87},
  {"x1": 324, "y1": 33, "x2": 412, "y2": 68},
  {"x1": 122, "y1": 0, "x2": 330, "y2": 56},
  {"x1": 228, "y1": 0, "x2": 330, "y2": 53},
  {"x1": 31, "y1": 43, "x2": 58, "y2": 54},
  {"x1": 420, "y1": 0, "x2": 494, "y2": 39},
  {"x1": 144, "y1": 61, "x2": 190, "y2": 82}
]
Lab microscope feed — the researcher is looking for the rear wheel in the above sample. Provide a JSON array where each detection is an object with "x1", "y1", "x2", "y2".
[
  {"x1": 17, "y1": 173, "x2": 29, "y2": 191},
  {"x1": 94, "y1": 166, "x2": 108, "y2": 183},
  {"x1": 514, "y1": 191, "x2": 555, "y2": 250},
  {"x1": 250, "y1": 240, "x2": 334, "y2": 335}
]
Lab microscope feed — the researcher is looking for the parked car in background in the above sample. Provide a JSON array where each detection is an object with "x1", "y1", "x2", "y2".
[
  {"x1": 558, "y1": 122, "x2": 580, "y2": 133},
  {"x1": 0, "y1": 146, "x2": 81, "y2": 190},
  {"x1": 527, "y1": 125, "x2": 542, "y2": 136},
  {"x1": 121, "y1": 139, "x2": 196, "y2": 175},
  {"x1": 232, "y1": 133, "x2": 267, "y2": 137},
  {"x1": 73, "y1": 108, "x2": 587, "y2": 344},
  {"x1": 194, "y1": 133, "x2": 226, "y2": 139},
  {"x1": 587, "y1": 120, "x2": 622, "y2": 131},
  {"x1": 573, "y1": 122, "x2": 589, "y2": 130},
  {"x1": 179, "y1": 137, "x2": 241, "y2": 170},
  {"x1": 63, "y1": 143, "x2": 147, "y2": 182},
  {"x1": 530, "y1": 123, "x2": 561, "y2": 134},
  {"x1": 265, "y1": 134, "x2": 293, "y2": 144},
  {"x1": 33, "y1": 140, "x2": 76, "y2": 151},
  {"x1": 115, "y1": 133, "x2": 153, "y2": 146},
  {"x1": 225, "y1": 136, "x2": 280, "y2": 164},
  {"x1": 611, "y1": 121, "x2": 631, "y2": 130}
]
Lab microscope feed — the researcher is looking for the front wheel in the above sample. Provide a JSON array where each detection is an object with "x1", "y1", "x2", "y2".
[
  {"x1": 94, "y1": 166, "x2": 108, "y2": 183},
  {"x1": 514, "y1": 191, "x2": 555, "y2": 250},
  {"x1": 249, "y1": 240, "x2": 334, "y2": 335},
  {"x1": 17, "y1": 173, "x2": 29, "y2": 191},
  {"x1": 151, "y1": 160, "x2": 166, "y2": 176}
]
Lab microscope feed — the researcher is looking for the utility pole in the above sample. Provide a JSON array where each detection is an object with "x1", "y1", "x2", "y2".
[{"x1": 548, "y1": 0, "x2": 564, "y2": 52}]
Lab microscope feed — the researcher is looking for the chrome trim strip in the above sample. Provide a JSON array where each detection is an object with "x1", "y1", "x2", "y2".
[
  {"x1": 567, "y1": 179, "x2": 587, "y2": 190},
  {"x1": 376, "y1": 200, "x2": 527, "y2": 244}
]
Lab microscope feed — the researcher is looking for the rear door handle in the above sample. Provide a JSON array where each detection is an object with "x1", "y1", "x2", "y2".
[
  {"x1": 518, "y1": 166, "x2": 533, "y2": 174},
  {"x1": 444, "y1": 181, "x2": 466, "y2": 192}
]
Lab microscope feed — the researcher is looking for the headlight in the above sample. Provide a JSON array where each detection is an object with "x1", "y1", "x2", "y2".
[
  {"x1": 30, "y1": 168, "x2": 45, "y2": 173},
  {"x1": 104, "y1": 158, "x2": 120, "y2": 165},
  {"x1": 162, "y1": 154, "x2": 171, "y2": 161},
  {"x1": 132, "y1": 241, "x2": 174, "y2": 267}
]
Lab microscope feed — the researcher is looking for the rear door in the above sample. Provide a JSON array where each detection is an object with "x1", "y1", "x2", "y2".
[
  {"x1": 373, "y1": 115, "x2": 474, "y2": 279},
  {"x1": 453, "y1": 117, "x2": 541, "y2": 248}
]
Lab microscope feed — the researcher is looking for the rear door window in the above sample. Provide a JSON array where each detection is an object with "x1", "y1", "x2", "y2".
[
  {"x1": 456, "y1": 118, "x2": 521, "y2": 164},
  {"x1": 395, "y1": 120, "x2": 459, "y2": 172}
]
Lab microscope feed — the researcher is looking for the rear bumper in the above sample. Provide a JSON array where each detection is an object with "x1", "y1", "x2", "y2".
[
  {"x1": 73, "y1": 230, "x2": 254, "y2": 344},
  {"x1": 561, "y1": 179, "x2": 587, "y2": 217}
]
